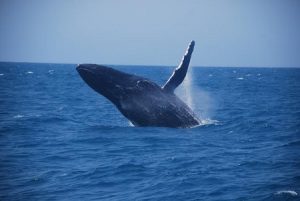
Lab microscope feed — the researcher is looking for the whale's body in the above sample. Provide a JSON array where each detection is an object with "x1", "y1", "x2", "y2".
[{"x1": 77, "y1": 41, "x2": 199, "y2": 128}]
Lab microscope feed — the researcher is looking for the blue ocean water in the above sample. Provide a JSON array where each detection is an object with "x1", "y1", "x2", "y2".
[{"x1": 0, "y1": 62, "x2": 299, "y2": 201}]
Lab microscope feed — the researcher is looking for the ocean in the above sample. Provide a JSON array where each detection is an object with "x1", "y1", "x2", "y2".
[{"x1": 0, "y1": 62, "x2": 299, "y2": 201}]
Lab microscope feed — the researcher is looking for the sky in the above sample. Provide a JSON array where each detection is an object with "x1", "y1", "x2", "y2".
[{"x1": 0, "y1": 0, "x2": 300, "y2": 67}]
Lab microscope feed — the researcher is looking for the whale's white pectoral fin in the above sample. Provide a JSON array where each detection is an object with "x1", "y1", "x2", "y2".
[{"x1": 162, "y1": 40, "x2": 195, "y2": 93}]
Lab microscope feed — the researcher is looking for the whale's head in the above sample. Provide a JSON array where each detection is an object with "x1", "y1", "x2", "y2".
[{"x1": 76, "y1": 64, "x2": 161, "y2": 107}]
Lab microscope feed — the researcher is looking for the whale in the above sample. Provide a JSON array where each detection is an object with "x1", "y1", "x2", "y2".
[{"x1": 77, "y1": 41, "x2": 200, "y2": 128}]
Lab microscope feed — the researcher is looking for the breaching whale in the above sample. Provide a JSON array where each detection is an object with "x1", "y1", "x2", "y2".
[{"x1": 77, "y1": 41, "x2": 200, "y2": 128}]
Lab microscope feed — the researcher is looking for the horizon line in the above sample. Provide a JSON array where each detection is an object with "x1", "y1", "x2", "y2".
[{"x1": 0, "y1": 60, "x2": 299, "y2": 69}]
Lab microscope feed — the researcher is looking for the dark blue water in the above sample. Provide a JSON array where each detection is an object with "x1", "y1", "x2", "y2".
[{"x1": 0, "y1": 62, "x2": 299, "y2": 201}]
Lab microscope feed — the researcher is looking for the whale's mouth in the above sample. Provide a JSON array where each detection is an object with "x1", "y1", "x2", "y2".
[
  {"x1": 76, "y1": 64, "x2": 122, "y2": 106},
  {"x1": 76, "y1": 64, "x2": 105, "y2": 86},
  {"x1": 76, "y1": 64, "x2": 105, "y2": 92},
  {"x1": 76, "y1": 65, "x2": 95, "y2": 76}
]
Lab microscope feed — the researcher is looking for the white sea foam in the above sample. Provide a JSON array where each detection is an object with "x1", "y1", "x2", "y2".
[
  {"x1": 26, "y1": 71, "x2": 34, "y2": 74},
  {"x1": 275, "y1": 190, "x2": 298, "y2": 196},
  {"x1": 199, "y1": 118, "x2": 219, "y2": 126},
  {"x1": 187, "y1": 118, "x2": 219, "y2": 128},
  {"x1": 48, "y1": 70, "x2": 54, "y2": 74},
  {"x1": 237, "y1": 77, "x2": 244, "y2": 80},
  {"x1": 14, "y1": 114, "x2": 24, "y2": 118},
  {"x1": 0, "y1": 73, "x2": 4, "y2": 76}
]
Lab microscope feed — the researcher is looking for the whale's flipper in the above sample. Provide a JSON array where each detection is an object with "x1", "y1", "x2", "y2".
[{"x1": 162, "y1": 40, "x2": 195, "y2": 93}]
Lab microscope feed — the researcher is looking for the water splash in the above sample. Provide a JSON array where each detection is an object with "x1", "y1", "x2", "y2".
[
  {"x1": 181, "y1": 66, "x2": 194, "y2": 109},
  {"x1": 176, "y1": 66, "x2": 215, "y2": 121}
]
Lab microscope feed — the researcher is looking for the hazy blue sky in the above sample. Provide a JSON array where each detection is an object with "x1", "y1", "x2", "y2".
[{"x1": 0, "y1": 0, "x2": 299, "y2": 67}]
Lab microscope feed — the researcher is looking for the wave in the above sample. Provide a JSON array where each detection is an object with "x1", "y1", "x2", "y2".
[
  {"x1": 277, "y1": 140, "x2": 300, "y2": 148},
  {"x1": 275, "y1": 190, "x2": 298, "y2": 196}
]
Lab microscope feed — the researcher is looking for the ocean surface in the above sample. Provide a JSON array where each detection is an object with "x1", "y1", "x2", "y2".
[{"x1": 0, "y1": 62, "x2": 299, "y2": 201}]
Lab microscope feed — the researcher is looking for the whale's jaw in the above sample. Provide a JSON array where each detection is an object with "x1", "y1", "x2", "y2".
[{"x1": 77, "y1": 64, "x2": 131, "y2": 106}]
